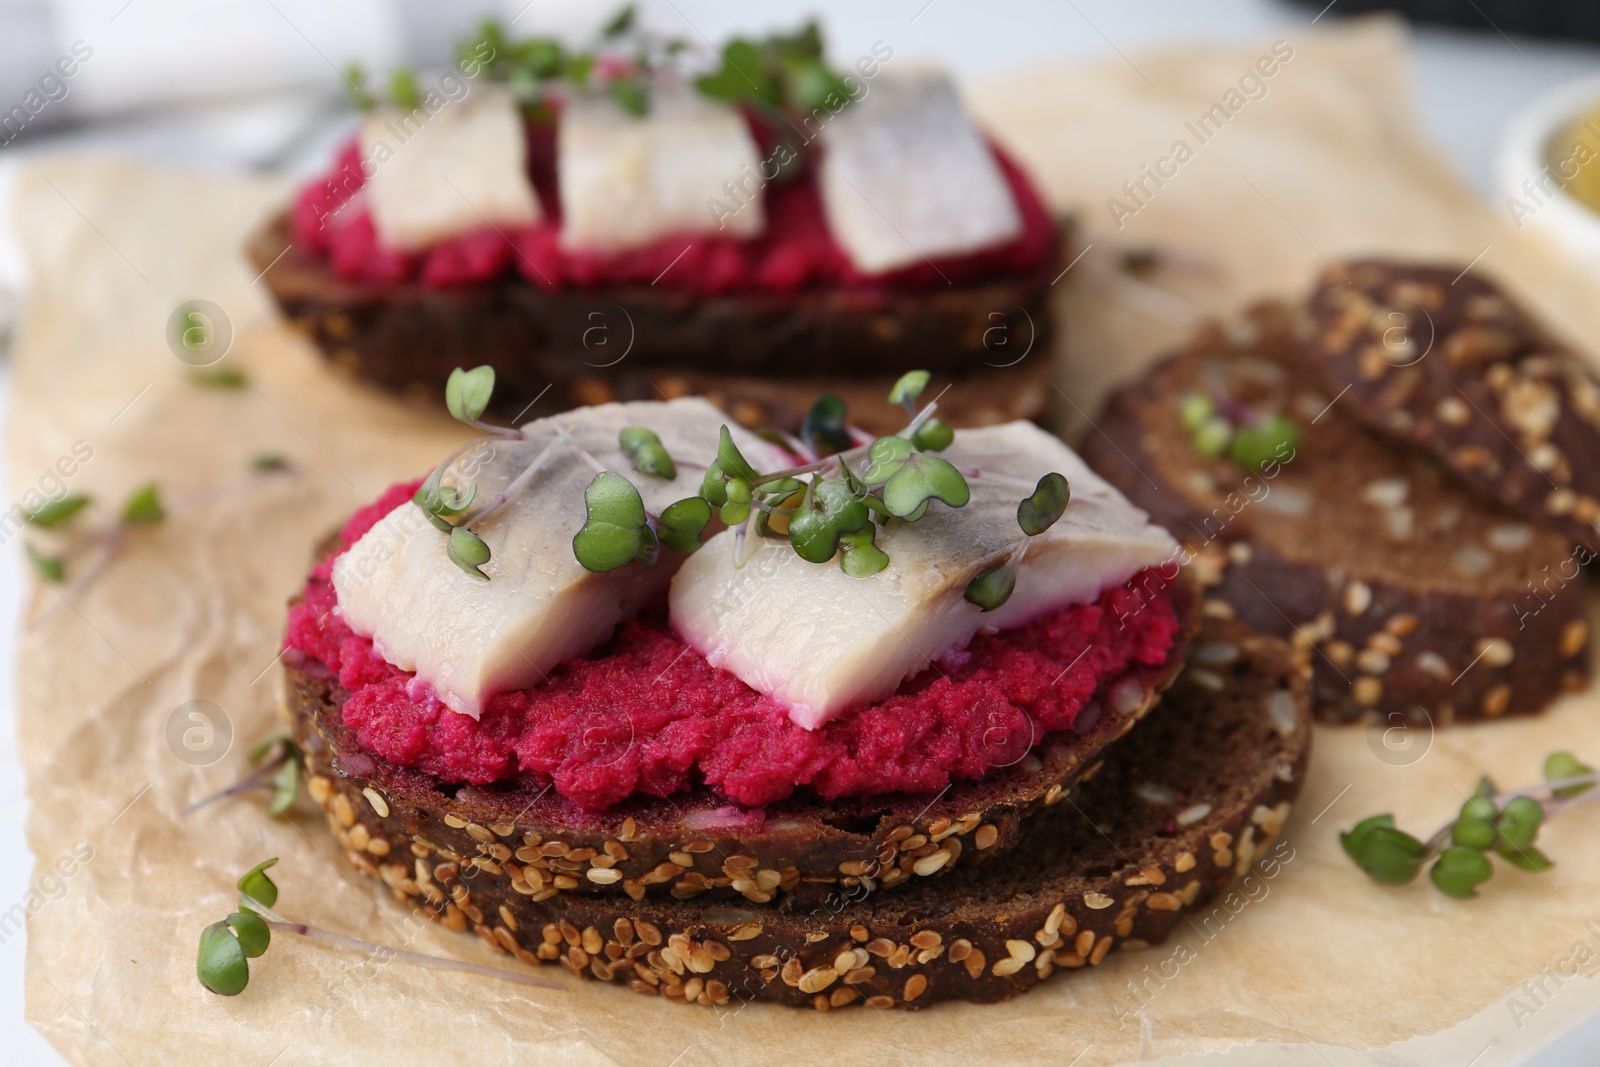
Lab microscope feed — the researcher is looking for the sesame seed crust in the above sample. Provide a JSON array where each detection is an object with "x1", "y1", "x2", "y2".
[
  {"x1": 1081, "y1": 301, "x2": 1589, "y2": 725},
  {"x1": 282, "y1": 572, "x2": 1196, "y2": 904},
  {"x1": 1308, "y1": 260, "x2": 1600, "y2": 558},
  {"x1": 288, "y1": 617, "x2": 1311, "y2": 1010}
]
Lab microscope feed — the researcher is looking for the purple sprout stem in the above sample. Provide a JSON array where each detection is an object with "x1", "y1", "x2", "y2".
[
  {"x1": 1419, "y1": 773, "x2": 1600, "y2": 854},
  {"x1": 253, "y1": 914, "x2": 564, "y2": 991},
  {"x1": 180, "y1": 752, "x2": 289, "y2": 816}
]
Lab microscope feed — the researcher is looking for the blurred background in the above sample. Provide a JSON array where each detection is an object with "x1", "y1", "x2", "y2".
[{"x1": 1, "y1": 0, "x2": 1598, "y2": 1062}]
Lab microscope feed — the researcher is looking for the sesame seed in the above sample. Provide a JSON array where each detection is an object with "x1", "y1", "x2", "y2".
[
  {"x1": 1343, "y1": 581, "x2": 1373, "y2": 616},
  {"x1": 586, "y1": 868, "x2": 623, "y2": 885},
  {"x1": 974, "y1": 824, "x2": 999, "y2": 850},
  {"x1": 1473, "y1": 637, "x2": 1514, "y2": 668},
  {"x1": 1083, "y1": 891, "x2": 1113, "y2": 909},
  {"x1": 1562, "y1": 619, "x2": 1589, "y2": 657}
]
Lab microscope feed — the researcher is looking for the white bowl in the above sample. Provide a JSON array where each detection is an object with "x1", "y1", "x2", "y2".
[{"x1": 1495, "y1": 71, "x2": 1600, "y2": 277}]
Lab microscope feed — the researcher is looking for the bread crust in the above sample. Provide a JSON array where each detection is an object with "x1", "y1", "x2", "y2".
[
  {"x1": 287, "y1": 617, "x2": 1311, "y2": 1009},
  {"x1": 1308, "y1": 260, "x2": 1600, "y2": 555},
  {"x1": 1081, "y1": 302, "x2": 1589, "y2": 724},
  {"x1": 248, "y1": 211, "x2": 1062, "y2": 434}
]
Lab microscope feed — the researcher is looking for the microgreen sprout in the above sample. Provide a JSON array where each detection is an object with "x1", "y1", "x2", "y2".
[
  {"x1": 964, "y1": 472, "x2": 1070, "y2": 612},
  {"x1": 181, "y1": 735, "x2": 304, "y2": 818},
  {"x1": 1178, "y1": 391, "x2": 1300, "y2": 472},
  {"x1": 190, "y1": 366, "x2": 249, "y2": 389},
  {"x1": 618, "y1": 426, "x2": 676, "y2": 479},
  {"x1": 197, "y1": 859, "x2": 562, "y2": 997},
  {"x1": 354, "y1": 11, "x2": 856, "y2": 134},
  {"x1": 1342, "y1": 752, "x2": 1599, "y2": 898},
  {"x1": 26, "y1": 495, "x2": 89, "y2": 529}
]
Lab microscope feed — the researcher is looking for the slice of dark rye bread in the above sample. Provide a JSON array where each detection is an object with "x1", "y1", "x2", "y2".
[
  {"x1": 1080, "y1": 302, "x2": 1590, "y2": 725},
  {"x1": 247, "y1": 211, "x2": 1061, "y2": 435},
  {"x1": 288, "y1": 617, "x2": 1310, "y2": 1010},
  {"x1": 1308, "y1": 260, "x2": 1600, "y2": 555},
  {"x1": 284, "y1": 577, "x2": 1197, "y2": 904}
]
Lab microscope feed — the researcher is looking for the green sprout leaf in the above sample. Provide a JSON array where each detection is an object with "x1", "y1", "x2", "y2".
[
  {"x1": 910, "y1": 418, "x2": 953, "y2": 452},
  {"x1": 788, "y1": 478, "x2": 869, "y2": 564},
  {"x1": 343, "y1": 63, "x2": 376, "y2": 111},
  {"x1": 1430, "y1": 846, "x2": 1494, "y2": 899},
  {"x1": 270, "y1": 757, "x2": 301, "y2": 817},
  {"x1": 1017, "y1": 472, "x2": 1070, "y2": 536},
  {"x1": 659, "y1": 496, "x2": 712, "y2": 554},
  {"x1": 447, "y1": 527, "x2": 492, "y2": 580},
  {"x1": 863, "y1": 436, "x2": 913, "y2": 486},
  {"x1": 25, "y1": 543, "x2": 63, "y2": 582},
  {"x1": 602, "y1": 4, "x2": 636, "y2": 36},
  {"x1": 27, "y1": 495, "x2": 89, "y2": 529},
  {"x1": 964, "y1": 565, "x2": 1016, "y2": 612},
  {"x1": 802, "y1": 393, "x2": 852, "y2": 457},
  {"x1": 1502, "y1": 845, "x2": 1555, "y2": 872},
  {"x1": 573, "y1": 472, "x2": 650, "y2": 572},
  {"x1": 1494, "y1": 796, "x2": 1544, "y2": 854},
  {"x1": 838, "y1": 526, "x2": 889, "y2": 577},
  {"x1": 197, "y1": 920, "x2": 250, "y2": 996},
  {"x1": 1340, "y1": 814, "x2": 1425, "y2": 885},
  {"x1": 191, "y1": 366, "x2": 249, "y2": 389},
  {"x1": 250, "y1": 453, "x2": 289, "y2": 473},
  {"x1": 1192, "y1": 416, "x2": 1233, "y2": 458},
  {"x1": 1544, "y1": 751, "x2": 1595, "y2": 798},
  {"x1": 888, "y1": 370, "x2": 931, "y2": 408},
  {"x1": 389, "y1": 68, "x2": 421, "y2": 111},
  {"x1": 716, "y1": 426, "x2": 760, "y2": 482},
  {"x1": 1230, "y1": 413, "x2": 1300, "y2": 472},
  {"x1": 237, "y1": 858, "x2": 279, "y2": 910},
  {"x1": 1178, "y1": 394, "x2": 1215, "y2": 433},
  {"x1": 619, "y1": 426, "x2": 677, "y2": 479},
  {"x1": 445, "y1": 366, "x2": 496, "y2": 425},
  {"x1": 883, "y1": 454, "x2": 970, "y2": 521},
  {"x1": 122, "y1": 483, "x2": 164, "y2": 525},
  {"x1": 608, "y1": 77, "x2": 650, "y2": 116},
  {"x1": 226, "y1": 910, "x2": 272, "y2": 959}
]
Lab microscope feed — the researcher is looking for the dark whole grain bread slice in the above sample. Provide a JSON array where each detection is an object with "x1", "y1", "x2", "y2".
[
  {"x1": 248, "y1": 211, "x2": 1060, "y2": 435},
  {"x1": 1080, "y1": 302, "x2": 1589, "y2": 725},
  {"x1": 1308, "y1": 259, "x2": 1600, "y2": 554},
  {"x1": 291, "y1": 616, "x2": 1310, "y2": 1010},
  {"x1": 285, "y1": 577, "x2": 1197, "y2": 906}
]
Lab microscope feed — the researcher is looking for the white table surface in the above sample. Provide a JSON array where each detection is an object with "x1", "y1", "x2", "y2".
[{"x1": 1, "y1": 1, "x2": 1598, "y2": 1063}]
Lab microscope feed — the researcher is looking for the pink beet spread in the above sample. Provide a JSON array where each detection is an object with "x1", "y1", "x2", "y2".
[
  {"x1": 290, "y1": 113, "x2": 1057, "y2": 294},
  {"x1": 285, "y1": 481, "x2": 1182, "y2": 812}
]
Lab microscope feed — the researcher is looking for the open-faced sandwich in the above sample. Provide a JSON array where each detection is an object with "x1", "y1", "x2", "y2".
[
  {"x1": 251, "y1": 14, "x2": 1062, "y2": 434},
  {"x1": 281, "y1": 370, "x2": 1311, "y2": 1009},
  {"x1": 1085, "y1": 294, "x2": 1591, "y2": 725}
]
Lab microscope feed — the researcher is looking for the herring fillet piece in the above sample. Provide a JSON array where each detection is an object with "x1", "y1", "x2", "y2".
[
  {"x1": 361, "y1": 87, "x2": 541, "y2": 252},
  {"x1": 818, "y1": 69, "x2": 1022, "y2": 275},
  {"x1": 669, "y1": 422, "x2": 1179, "y2": 730},
  {"x1": 331, "y1": 400, "x2": 785, "y2": 718},
  {"x1": 559, "y1": 88, "x2": 763, "y2": 252}
]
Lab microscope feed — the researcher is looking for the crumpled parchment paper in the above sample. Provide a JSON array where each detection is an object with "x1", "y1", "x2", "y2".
[{"x1": 12, "y1": 16, "x2": 1600, "y2": 1067}]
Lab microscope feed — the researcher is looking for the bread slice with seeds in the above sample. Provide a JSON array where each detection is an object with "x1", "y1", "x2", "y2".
[
  {"x1": 286, "y1": 575, "x2": 1195, "y2": 906},
  {"x1": 1080, "y1": 302, "x2": 1588, "y2": 724},
  {"x1": 1308, "y1": 259, "x2": 1600, "y2": 554},
  {"x1": 291, "y1": 616, "x2": 1310, "y2": 1009}
]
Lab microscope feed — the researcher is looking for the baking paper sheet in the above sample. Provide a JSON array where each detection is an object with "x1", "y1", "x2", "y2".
[{"x1": 13, "y1": 18, "x2": 1600, "y2": 1066}]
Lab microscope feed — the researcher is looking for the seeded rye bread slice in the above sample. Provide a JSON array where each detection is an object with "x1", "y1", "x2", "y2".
[
  {"x1": 290, "y1": 616, "x2": 1309, "y2": 1009},
  {"x1": 1308, "y1": 260, "x2": 1600, "y2": 555},
  {"x1": 1080, "y1": 302, "x2": 1589, "y2": 725},
  {"x1": 248, "y1": 211, "x2": 1060, "y2": 435},
  {"x1": 285, "y1": 571, "x2": 1197, "y2": 905}
]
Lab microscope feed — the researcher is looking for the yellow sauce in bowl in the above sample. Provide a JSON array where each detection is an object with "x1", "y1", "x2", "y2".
[{"x1": 1550, "y1": 107, "x2": 1600, "y2": 211}]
